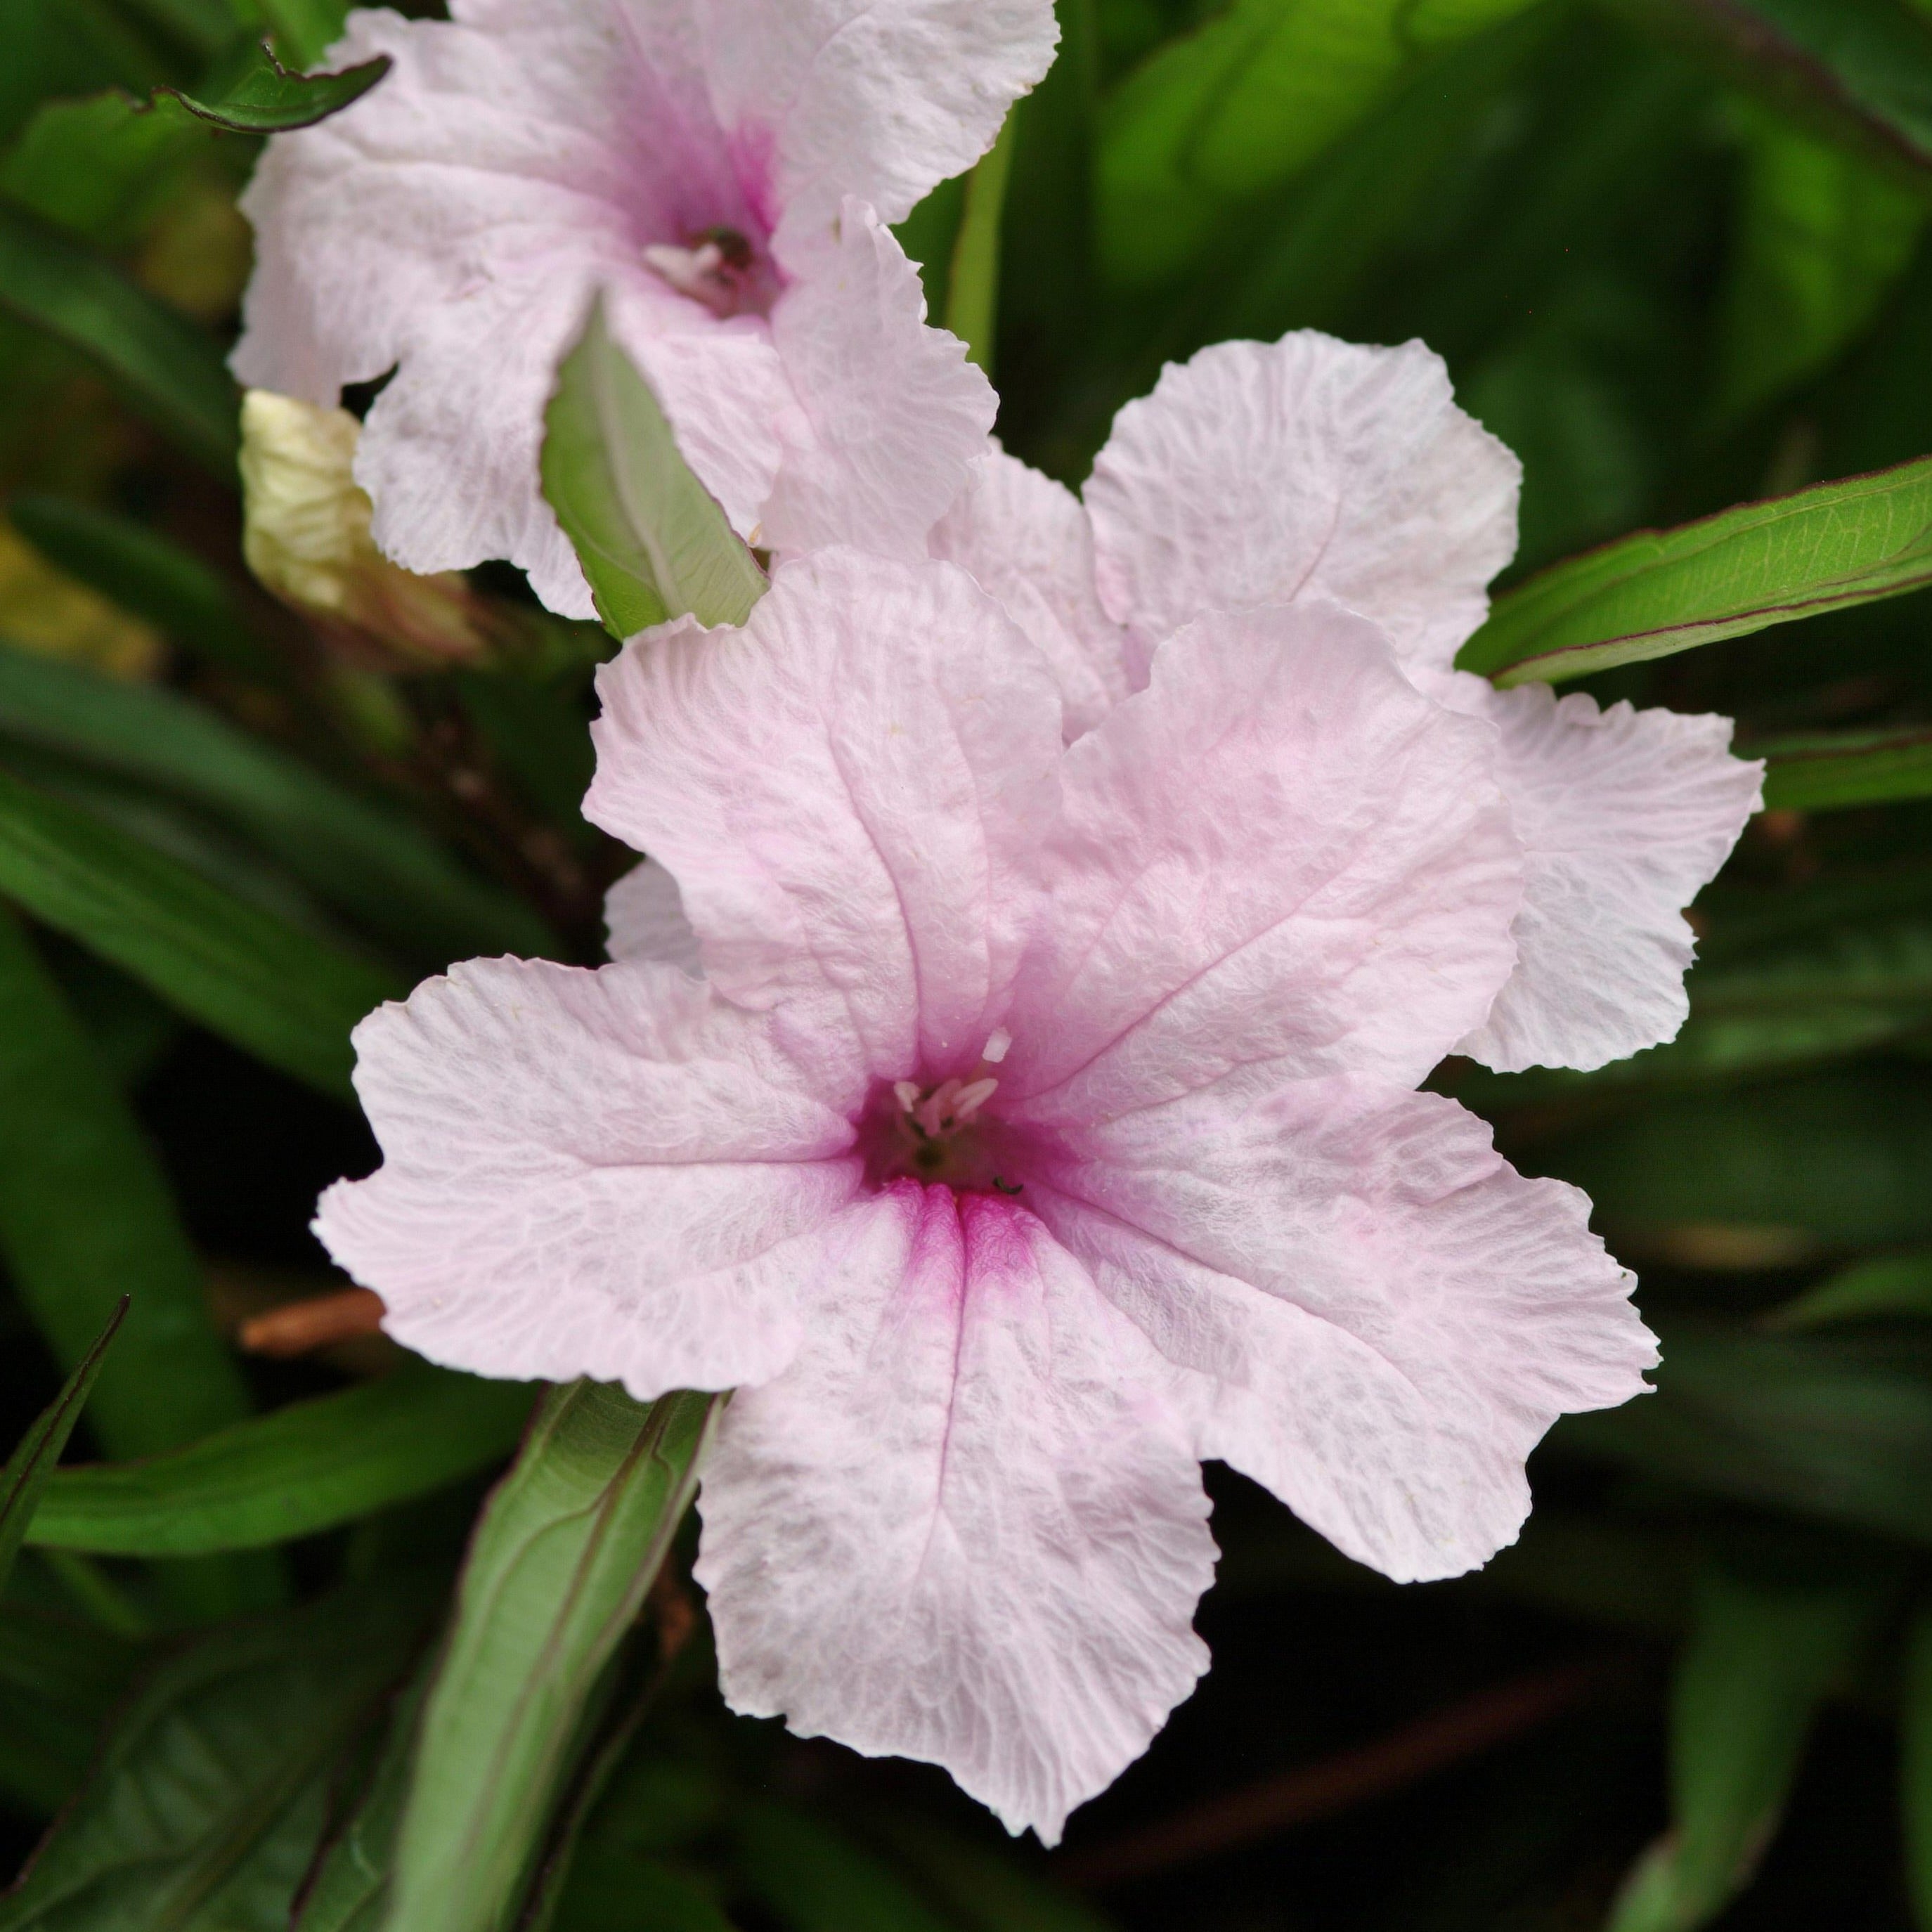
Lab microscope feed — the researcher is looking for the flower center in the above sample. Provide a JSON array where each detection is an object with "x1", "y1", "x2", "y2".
[
  {"x1": 860, "y1": 1032, "x2": 1027, "y2": 1195},
  {"x1": 643, "y1": 225, "x2": 772, "y2": 318}
]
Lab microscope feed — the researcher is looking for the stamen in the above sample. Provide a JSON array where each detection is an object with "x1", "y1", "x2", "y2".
[
  {"x1": 981, "y1": 1027, "x2": 1012, "y2": 1064},
  {"x1": 897, "y1": 1074, "x2": 999, "y2": 1140},
  {"x1": 643, "y1": 240, "x2": 728, "y2": 302}
]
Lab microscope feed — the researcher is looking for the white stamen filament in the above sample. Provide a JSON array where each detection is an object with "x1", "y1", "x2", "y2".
[
  {"x1": 897, "y1": 1075, "x2": 999, "y2": 1140},
  {"x1": 642, "y1": 240, "x2": 728, "y2": 302},
  {"x1": 981, "y1": 1027, "x2": 1011, "y2": 1063}
]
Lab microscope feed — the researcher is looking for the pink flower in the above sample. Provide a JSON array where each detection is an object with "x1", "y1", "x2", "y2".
[
  {"x1": 316, "y1": 547, "x2": 1654, "y2": 1840},
  {"x1": 233, "y1": 0, "x2": 1056, "y2": 616},
  {"x1": 933, "y1": 333, "x2": 1765, "y2": 1073}
]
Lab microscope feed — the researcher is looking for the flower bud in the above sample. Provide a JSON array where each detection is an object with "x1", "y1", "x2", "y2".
[{"x1": 240, "y1": 389, "x2": 499, "y2": 667}]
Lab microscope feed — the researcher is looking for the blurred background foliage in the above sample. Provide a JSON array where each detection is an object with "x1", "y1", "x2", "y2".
[{"x1": 6, "y1": 0, "x2": 1932, "y2": 1928}]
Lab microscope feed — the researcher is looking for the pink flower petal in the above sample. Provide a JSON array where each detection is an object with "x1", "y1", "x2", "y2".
[
  {"x1": 704, "y1": 0, "x2": 1059, "y2": 241},
  {"x1": 313, "y1": 956, "x2": 861, "y2": 1396},
  {"x1": 1085, "y1": 334, "x2": 1521, "y2": 677},
  {"x1": 929, "y1": 443, "x2": 1132, "y2": 739},
  {"x1": 696, "y1": 1181, "x2": 1214, "y2": 1843},
  {"x1": 588, "y1": 550, "x2": 1063, "y2": 1081},
  {"x1": 1027, "y1": 1078, "x2": 1654, "y2": 1582},
  {"x1": 604, "y1": 857, "x2": 704, "y2": 973},
  {"x1": 1441, "y1": 676, "x2": 1765, "y2": 1072},
  {"x1": 1001, "y1": 599, "x2": 1522, "y2": 1120},
  {"x1": 760, "y1": 202, "x2": 994, "y2": 561}
]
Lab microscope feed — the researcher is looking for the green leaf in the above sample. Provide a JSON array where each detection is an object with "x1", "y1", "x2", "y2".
[
  {"x1": 0, "y1": 1300, "x2": 126, "y2": 1597},
  {"x1": 945, "y1": 108, "x2": 1018, "y2": 374},
  {"x1": 0, "y1": 765, "x2": 401, "y2": 1096},
  {"x1": 0, "y1": 202, "x2": 238, "y2": 479},
  {"x1": 0, "y1": 93, "x2": 207, "y2": 247},
  {"x1": 539, "y1": 296, "x2": 767, "y2": 639},
  {"x1": 552, "y1": 1854, "x2": 734, "y2": 1932},
  {"x1": 0, "y1": 1597, "x2": 146, "y2": 1817},
  {"x1": 1756, "y1": 725, "x2": 1932, "y2": 810},
  {"x1": 1562, "y1": 1321, "x2": 1932, "y2": 1543},
  {"x1": 1094, "y1": 0, "x2": 1543, "y2": 287},
  {"x1": 157, "y1": 35, "x2": 388, "y2": 134},
  {"x1": 1607, "y1": 1562, "x2": 1887, "y2": 1931},
  {"x1": 27, "y1": 1363, "x2": 536, "y2": 1557},
  {"x1": 0, "y1": 641, "x2": 555, "y2": 964},
  {"x1": 1458, "y1": 454, "x2": 1932, "y2": 685},
  {"x1": 384, "y1": 1382, "x2": 721, "y2": 1932},
  {"x1": 0, "y1": 907, "x2": 252, "y2": 1460},
  {"x1": 1903, "y1": 1606, "x2": 1932, "y2": 1929},
  {"x1": 8, "y1": 495, "x2": 272, "y2": 678},
  {"x1": 1767, "y1": 1251, "x2": 1932, "y2": 1328},
  {"x1": 0, "y1": 1574, "x2": 440, "y2": 1932},
  {"x1": 1603, "y1": 0, "x2": 1932, "y2": 185},
  {"x1": 291, "y1": 1657, "x2": 434, "y2": 1932},
  {"x1": 734, "y1": 1805, "x2": 952, "y2": 1932},
  {"x1": 1713, "y1": 101, "x2": 1926, "y2": 422}
]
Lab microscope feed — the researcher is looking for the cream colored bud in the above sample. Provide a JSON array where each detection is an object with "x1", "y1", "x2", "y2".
[{"x1": 239, "y1": 390, "x2": 491, "y2": 666}]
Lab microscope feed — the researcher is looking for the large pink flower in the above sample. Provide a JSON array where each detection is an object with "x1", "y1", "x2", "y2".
[
  {"x1": 933, "y1": 333, "x2": 1766, "y2": 1073},
  {"x1": 234, "y1": 0, "x2": 1055, "y2": 616},
  {"x1": 316, "y1": 549, "x2": 1653, "y2": 1839}
]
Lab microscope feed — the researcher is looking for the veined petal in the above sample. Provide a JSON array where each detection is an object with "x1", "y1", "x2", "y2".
[
  {"x1": 929, "y1": 443, "x2": 1131, "y2": 739},
  {"x1": 698, "y1": 0, "x2": 1060, "y2": 239},
  {"x1": 1085, "y1": 334, "x2": 1521, "y2": 678},
  {"x1": 313, "y1": 956, "x2": 860, "y2": 1396},
  {"x1": 1003, "y1": 601, "x2": 1522, "y2": 1117},
  {"x1": 696, "y1": 1182, "x2": 1214, "y2": 1843},
  {"x1": 588, "y1": 550, "x2": 1063, "y2": 1082},
  {"x1": 605, "y1": 857, "x2": 704, "y2": 973},
  {"x1": 1028, "y1": 1079, "x2": 1654, "y2": 1583},
  {"x1": 1443, "y1": 676, "x2": 1765, "y2": 1072},
  {"x1": 761, "y1": 202, "x2": 994, "y2": 561}
]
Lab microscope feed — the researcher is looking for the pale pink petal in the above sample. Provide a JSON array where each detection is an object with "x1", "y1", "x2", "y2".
[
  {"x1": 1085, "y1": 335, "x2": 1521, "y2": 679},
  {"x1": 1026, "y1": 1079, "x2": 1654, "y2": 1582},
  {"x1": 313, "y1": 955, "x2": 862, "y2": 1396},
  {"x1": 699, "y1": 0, "x2": 1060, "y2": 240},
  {"x1": 604, "y1": 857, "x2": 704, "y2": 973},
  {"x1": 587, "y1": 550, "x2": 1063, "y2": 1081},
  {"x1": 1440, "y1": 676, "x2": 1765, "y2": 1072},
  {"x1": 999, "y1": 601, "x2": 1522, "y2": 1121},
  {"x1": 928, "y1": 444, "x2": 1131, "y2": 739},
  {"x1": 696, "y1": 1181, "x2": 1214, "y2": 1843},
  {"x1": 760, "y1": 201, "x2": 994, "y2": 559}
]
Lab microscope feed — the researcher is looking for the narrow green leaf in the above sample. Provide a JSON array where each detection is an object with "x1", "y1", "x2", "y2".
[
  {"x1": 28, "y1": 1364, "x2": 535, "y2": 1557},
  {"x1": 292, "y1": 1658, "x2": 435, "y2": 1932},
  {"x1": 0, "y1": 1575, "x2": 440, "y2": 1932},
  {"x1": 0, "y1": 93, "x2": 205, "y2": 247},
  {"x1": 0, "y1": 765, "x2": 401, "y2": 1096},
  {"x1": 1768, "y1": 1252, "x2": 1932, "y2": 1328},
  {"x1": 160, "y1": 36, "x2": 388, "y2": 133},
  {"x1": 384, "y1": 1382, "x2": 720, "y2": 1932},
  {"x1": 945, "y1": 109, "x2": 1018, "y2": 373},
  {"x1": 1562, "y1": 1321, "x2": 1932, "y2": 1543},
  {"x1": 0, "y1": 642, "x2": 555, "y2": 963},
  {"x1": 1603, "y1": 0, "x2": 1932, "y2": 185},
  {"x1": 1714, "y1": 101, "x2": 1926, "y2": 422},
  {"x1": 1458, "y1": 454, "x2": 1932, "y2": 684},
  {"x1": 1904, "y1": 1606, "x2": 1932, "y2": 1929},
  {"x1": 0, "y1": 202, "x2": 238, "y2": 478},
  {"x1": 1094, "y1": 0, "x2": 1543, "y2": 287},
  {"x1": 1756, "y1": 725, "x2": 1932, "y2": 810},
  {"x1": 0, "y1": 1599, "x2": 146, "y2": 1818},
  {"x1": 540, "y1": 297, "x2": 767, "y2": 639},
  {"x1": 1607, "y1": 1563, "x2": 1887, "y2": 1931},
  {"x1": 0, "y1": 907, "x2": 252, "y2": 1460},
  {"x1": 0, "y1": 1301, "x2": 126, "y2": 1596},
  {"x1": 734, "y1": 1805, "x2": 951, "y2": 1932},
  {"x1": 8, "y1": 495, "x2": 271, "y2": 678}
]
